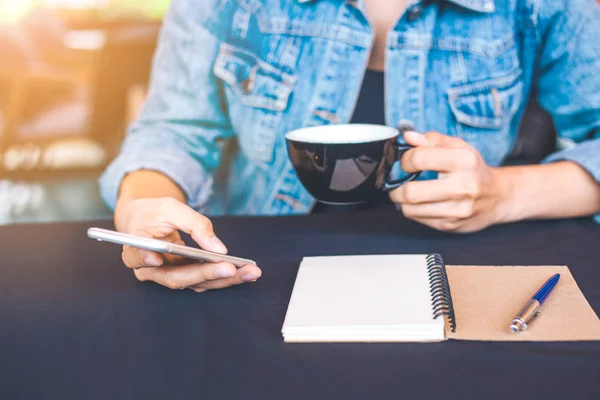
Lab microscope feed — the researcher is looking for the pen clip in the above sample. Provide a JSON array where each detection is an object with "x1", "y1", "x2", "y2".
[
  {"x1": 531, "y1": 310, "x2": 541, "y2": 320},
  {"x1": 524, "y1": 311, "x2": 542, "y2": 331}
]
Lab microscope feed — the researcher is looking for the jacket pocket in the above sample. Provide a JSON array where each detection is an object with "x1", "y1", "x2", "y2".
[
  {"x1": 213, "y1": 43, "x2": 296, "y2": 164},
  {"x1": 447, "y1": 68, "x2": 523, "y2": 131}
]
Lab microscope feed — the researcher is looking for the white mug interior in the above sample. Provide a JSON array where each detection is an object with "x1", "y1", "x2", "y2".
[{"x1": 285, "y1": 124, "x2": 398, "y2": 144}]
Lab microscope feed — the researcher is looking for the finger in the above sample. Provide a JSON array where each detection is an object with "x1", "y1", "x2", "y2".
[
  {"x1": 390, "y1": 178, "x2": 463, "y2": 204},
  {"x1": 188, "y1": 264, "x2": 262, "y2": 292},
  {"x1": 122, "y1": 246, "x2": 164, "y2": 269},
  {"x1": 399, "y1": 200, "x2": 475, "y2": 219},
  {"x1": 134, "y1": 261, "x2": 237, "y2": 290},
  {"x1": 400, "y1": 147, "x2": 478, "y2": 173},
  {"x1": 139, "y1": 231, "x2": 181, "y2": 242},
  {"x1": 421, "y1": 131, "x2": 466, "y2": 148},
  {"x1": 155, "y1": 198, "x2": 228, "y2": 254},
  {"x1": 408, "y1": 216, "x2": 464, "y2": 233},
  {"x1": 403, "y1": 131, "x2": 466, "y2": 148},
  {"x1": 403, "y1": 130, "x2": 430, "y2": 147},
  {"x1": 121, "y1": 234, "x2": 185, "y2": 270}
]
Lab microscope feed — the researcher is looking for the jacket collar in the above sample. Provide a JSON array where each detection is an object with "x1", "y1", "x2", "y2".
[{"x1": 296, "y1": 0, "x2": 495, "y2": 13}]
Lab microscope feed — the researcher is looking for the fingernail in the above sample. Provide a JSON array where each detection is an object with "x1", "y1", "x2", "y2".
[
  {"x1": 144, "y1": 255, "x2": 162, "y2": 267},
  {"x1": 405, "y1": 130, "x2": 426, "y2": 144},
  {"x1": 242, "y1": 272, "x2": 260, "y2": 282},
  {"x1": 216, "y1": 264, "x2": 235, "y2": 278},
  {"x1": 210, "y1": 236, "x2": 228, "y2": 254}
]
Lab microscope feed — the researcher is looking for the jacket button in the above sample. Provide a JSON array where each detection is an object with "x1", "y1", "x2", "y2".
[
  {"x1": 242, "y1": 65, "x2": 259, "y2": 93},
  {"x1": 397, "y1": 121, "x2": 415, "y2": 133},
  {"x1": 241, "y1": 78, "x2": 255, "y2": 93},
  {"x1": 407, "y1": 6, "x2": 422, "y2": 21}
]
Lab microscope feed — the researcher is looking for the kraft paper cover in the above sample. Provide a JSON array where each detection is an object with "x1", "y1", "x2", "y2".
[{"x1": 445, "y1": 266, "x2": 600, "y2": 341}]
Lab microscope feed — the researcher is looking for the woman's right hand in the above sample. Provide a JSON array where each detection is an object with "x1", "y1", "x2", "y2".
[{"x1": 114, "y1": 197, "x2": 261, "y2": 292}]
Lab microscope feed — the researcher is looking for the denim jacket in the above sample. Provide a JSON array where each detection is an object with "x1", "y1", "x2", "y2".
[{"x1": 100, "y1": 0, "x2": 600, "y2": 221}]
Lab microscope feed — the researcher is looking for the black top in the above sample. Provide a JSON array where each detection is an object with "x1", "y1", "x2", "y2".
[
  {"x1": 312, "y1": 69, "x2": 396, "y2": 213},
  {"x1": 348, "y1": 68, "x2": 386, "y2": 125}
]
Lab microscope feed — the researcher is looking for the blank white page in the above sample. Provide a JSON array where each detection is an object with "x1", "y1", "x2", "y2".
[{"x1": 282, "y1": 255, "x2": 444, "y2": 340}]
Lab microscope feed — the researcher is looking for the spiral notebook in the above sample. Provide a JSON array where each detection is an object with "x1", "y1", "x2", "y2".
[{"x1": 281, "y1": 254, "x2": 600, "y2": 342}]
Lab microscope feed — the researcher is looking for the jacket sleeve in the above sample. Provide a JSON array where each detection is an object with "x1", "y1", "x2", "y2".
[
  {"x1": 536, "y1": 0, "x2": 600, "y2": 222},
  {"x1": 99, "y1": 0, "x2": 233, "y2": 210}
]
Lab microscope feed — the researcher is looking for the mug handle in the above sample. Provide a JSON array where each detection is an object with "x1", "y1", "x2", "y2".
[
  {"x1": 382, "y1": 123, "x2": 421, "y2": 191},
  {"x1": 382, "y1": 142, "x2": 421, "y2": 191}
]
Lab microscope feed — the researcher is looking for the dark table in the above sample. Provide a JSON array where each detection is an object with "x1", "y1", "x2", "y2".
[{"x1": 1, "y1": 211, "x2": 599, "y2": 399}]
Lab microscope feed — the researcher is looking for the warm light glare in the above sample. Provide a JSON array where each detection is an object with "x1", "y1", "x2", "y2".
[
  {"x1": 44, "y1": 0, "x2": 108, "y2": 9},
  {"x1": 0, "y1": 0, "x2": 169, "y2": 24},
  {"x1": 0, "y1": 0, "x2": 34, "y2": 24}
]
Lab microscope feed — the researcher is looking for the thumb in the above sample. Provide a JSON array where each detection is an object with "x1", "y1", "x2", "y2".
[
  {"x1": 187, "y1": 216, "x2": 228, "y2": 255},
  {"x1": 191, "y1": 225, "x2": 228, "y2": 255},
  {"x1": 155, "y1": 198, "x2": 228, "y2": 254}
]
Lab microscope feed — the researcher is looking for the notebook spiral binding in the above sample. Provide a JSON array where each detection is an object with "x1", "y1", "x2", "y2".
[{"x1": 426, "y1": 253, "x2": 457, "y2": 332}]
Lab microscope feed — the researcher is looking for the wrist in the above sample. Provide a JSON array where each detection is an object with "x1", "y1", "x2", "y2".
[
  {"x1": 114, "y1": 193, "x2": 136, "y2": 232},
  {"x1": 491, "y1": 167, "x2": 520, "y2": 225}
]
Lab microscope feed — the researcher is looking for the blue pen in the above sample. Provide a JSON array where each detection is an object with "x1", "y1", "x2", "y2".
[{"x1": 509, "y1": 273, "x2": 560, "y2": 333}]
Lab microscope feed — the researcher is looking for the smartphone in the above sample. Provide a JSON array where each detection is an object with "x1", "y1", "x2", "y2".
[{"x1": 87, "y1": 227, "x2": 256, "y2": 267}]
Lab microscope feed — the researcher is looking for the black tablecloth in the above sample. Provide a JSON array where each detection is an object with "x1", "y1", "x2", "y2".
[{"x1": 1, "y1": 211, "x2": 600, "y2": 399}]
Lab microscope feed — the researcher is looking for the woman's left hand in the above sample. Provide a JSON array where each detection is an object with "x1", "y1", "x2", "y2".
[{"x1": 389, "y1": 130, "x2": 512, "y2": 233}]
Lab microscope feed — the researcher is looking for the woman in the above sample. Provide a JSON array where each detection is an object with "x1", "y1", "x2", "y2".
[{"x1": 99, "y1": 0, "x2": 600, "y2": 292}]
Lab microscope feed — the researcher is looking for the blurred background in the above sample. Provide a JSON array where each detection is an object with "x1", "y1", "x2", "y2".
[{"x1": 0, "y1": 0, "x2": 169, "y2": 225}]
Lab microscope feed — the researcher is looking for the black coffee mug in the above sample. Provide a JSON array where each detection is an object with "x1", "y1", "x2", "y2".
[{"x1": 285, "y1": 123, "x2": 420, "y2": 205}]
